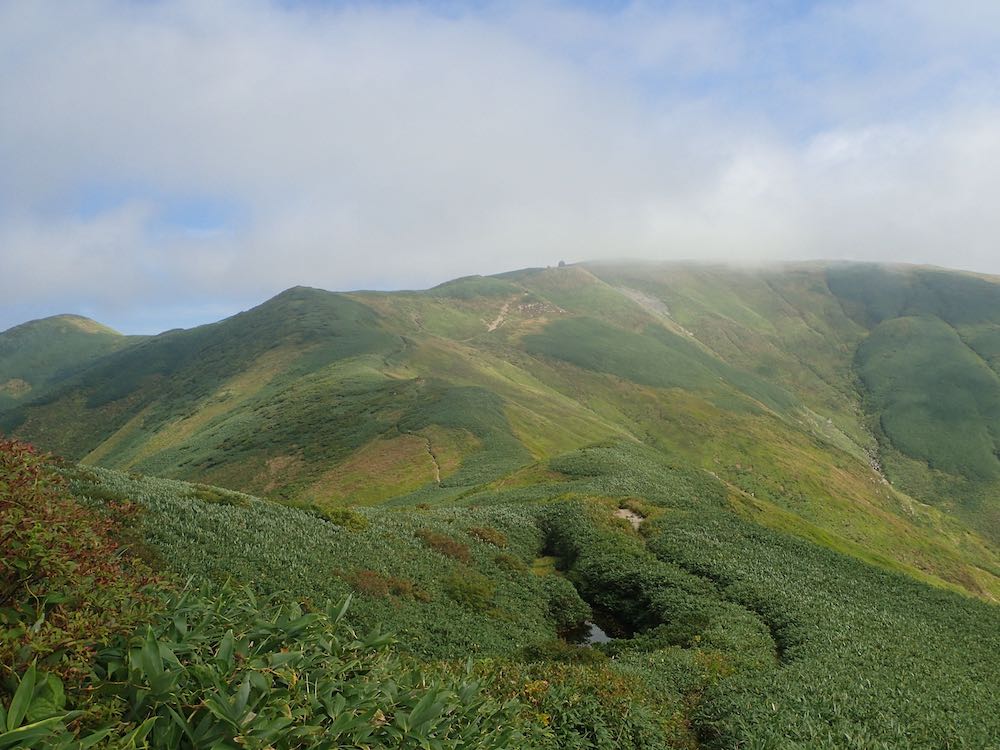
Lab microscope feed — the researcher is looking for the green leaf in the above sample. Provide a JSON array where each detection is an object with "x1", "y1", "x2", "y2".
[
  {"x1": 203, "y1": 696, "x2": 239, "y2": 729},
  {"x1": 410, "y1": 690, "x2": 446, "y2": 729},
  {"x1": 78, "y1": 728, "x2": 113, "y2": 750},
  {"x1": 165, "y1": 705, "x2": 196, "y2": 745},
  {"x1": 6, "y1": 663, "x2": 37, "y2": 731},
  {"x1": 119, "y1": 717, "x2": 158, "y2": 749},
  {"x1": 233, "y1": 674, "x2": 251, "y2": 716},
  {"x1": 331, "y1": 595, "x2": 352, "y2": 624},
  {"x1": 139, "y1": 626, "x2": 163, "y2": 680},
  {"x1": 216, "y1": 629, "x2": 235, "y2": 669},
  {"x1": 0, "y1": 715, "x2": 65, "y2": 749}
]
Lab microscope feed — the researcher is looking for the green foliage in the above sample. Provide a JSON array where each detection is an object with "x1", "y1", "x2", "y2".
[
  {"x1": 345, "y1": 570, "x2": 429, "y2": 601},
  {"x1": 472, "y1": 661, "x2": 691, "y2": 750},
  {"x1": 395, "y1": 385, "x2": 531, "y2": 495},
  {"x1": 86, "y1": 584, "x2": 526, "y2": 749},
  {"x1": 493, "y1": 553, "x2": 528, "y2": 573},
  {"x1": 537, "y1": 575, "x2": 590, "y2": 632},
  {"x1": 66, "y1": 467, "x2": 563, "y2": 658},
  {"x1": 857, "y1": 315, "x2": 1000, "y2": 480},
  {"x1": 469, "y1": 526, "x2": 509, "y2": 548},
  {"x1": 648, "y1": 511, "x2": 1000, "y2": 749},
  {"x1": 429, "y1": 276, "x2": 524, "y2": 300},
  {"x1": 8, "y1": 262, "x2": 1000, "y2": 747},
  {"x1": 185, "y1": 484, "x2": 249, "y2": 507},
  {"x1": 445, "y1": 571, "x2": 496, "y2": 609},
  {"x1": 0, "y1": 315, "x2": 135, "y2": 408},
  {"x1": 305, "y1": 504, "x2": 370, "y2": 530},
  {"x1": 0, "y1": 662, "x2": 91, "y2": 749},
  {"x1": 547, "y1": 442, "x2": 727, "y2": 510},
  {"x1": 2, "y1": 288, "x2": 398, "y2": 463},
  {"x1": 523, "y1": 317, "x2": 793, "y2": 413},
  {"x1": 1, "y1": 586, "x2": 532, "y2": 749}
]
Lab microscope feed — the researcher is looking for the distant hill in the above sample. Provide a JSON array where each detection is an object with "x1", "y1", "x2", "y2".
[
  {"x1": 0, "y1": 314, "x2": 139, "y2": 410},
  {"x1": 4, "y1": 261, "x2": 1000, "y2": 599}
]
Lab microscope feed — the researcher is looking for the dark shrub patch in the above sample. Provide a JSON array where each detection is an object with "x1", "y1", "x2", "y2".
[
  {"x1": 468, "y1": 526, "x2": 508, "y2": 548},
  {"x1": 416, "y1": 529, "x2": 472, "y2": 562}
]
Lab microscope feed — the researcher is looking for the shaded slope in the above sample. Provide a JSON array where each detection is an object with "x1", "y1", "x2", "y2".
[{"x1": 825, "y1": 264, "x2": 1000, "y2": 541}]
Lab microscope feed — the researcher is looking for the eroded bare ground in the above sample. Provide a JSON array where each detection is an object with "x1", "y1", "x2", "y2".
[
  {"x1": 486, "y1": 299, "x2": 513, "y2": 332},
  {"x1": 614, "y1": 507, "x2": 644, "y2": 530}
]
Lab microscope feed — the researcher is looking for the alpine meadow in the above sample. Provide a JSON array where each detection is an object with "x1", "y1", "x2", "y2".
[{"x1": 3, "y1": 261, "x2": 1000, "y2": 748}]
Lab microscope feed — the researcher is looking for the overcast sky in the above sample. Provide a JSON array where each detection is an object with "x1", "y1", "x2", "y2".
[{"x1": 3, "y1": 0, "x2": 1000, "y2": 333}]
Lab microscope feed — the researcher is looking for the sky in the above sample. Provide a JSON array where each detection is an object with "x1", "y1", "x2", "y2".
[{"x1": 3, "y1": 0, "x2": 1000, "y2": 333}]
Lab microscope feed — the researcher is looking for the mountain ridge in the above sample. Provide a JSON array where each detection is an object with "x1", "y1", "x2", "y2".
[{"x1": 4, "y1": 260, "x2": 1000, "y2": 599}]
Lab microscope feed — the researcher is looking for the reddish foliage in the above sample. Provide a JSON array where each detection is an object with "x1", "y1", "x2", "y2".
[
  {"x1": 415, "y1": 529, "x2": 472, "y2": 563},
  {"x1": 345, "y1": 569, "x2": 430, "y2": 601},
  {"x1": 468, "y1": 526, "x2": 509, "y2": 548},
  {"x1": 0, "y1": 437, "x2": 164, "y2": 682}
]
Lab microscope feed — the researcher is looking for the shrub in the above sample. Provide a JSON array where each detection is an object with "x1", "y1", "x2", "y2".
[
  {"x1": 308, "y1": 504, "x2": 369, "y2": 530},
  {"x1": 0, "y1": 585, "x2": 528, "y2": 748},
  {"x1": 520, "y1": 639, "x2": 607, "y2": 665},
  {"x1": 494, "y1": 553, "x2": 528, "y2": 573},
  {"x1": 346, "y1": 569, "x2": 430, "y2": 601},
  {"x1": 0, "y1": 438, "x2": 162, "y2": 682},
  {"x1": 187, "y1": 484, "x2": 248, "y2": 506},
  {"x1": 469, "y1": 526, "x2": 509, "y2": 548},
  {"x1": 539, "y1": 575, "x2": 590, "y2": 632},
  {"x1": 444, "y1": 571, "x2": 495, "y2": 609},
  {"x1": 416, "y1": 529, "x2": 472, "y2": 563}
]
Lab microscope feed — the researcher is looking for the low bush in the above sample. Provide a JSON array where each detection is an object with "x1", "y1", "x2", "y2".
[
  {"x1": 417, "y1": 529, "x2": 473, "y2": 562},
  {"x1": 187, "y1": 484, "x2": 248, "y2": 506},
  {"x1": 1, "y1": 584, "x2": 529, "y2": 749},
  {"x1": 346, "y1": 569, "x2": 431, "y2": 601},
  {"x1": 445, "y1": 571, "x2": 496, "y2": 609},
  {"x1": 538, "y1": 575, "x2": 590, "y2": 632},
  {"x1": 494, "y1": 553, "x2": 528, "y2": 573},
  {"x1": 0, "y1": 438, "x2": 162, "y2": 683},
  {"x1": 306, "y1": 504, "x2": 370, "y2": 530},
  {"x1": 469, "y1": 526, "x2": 509, "y2": 548}
]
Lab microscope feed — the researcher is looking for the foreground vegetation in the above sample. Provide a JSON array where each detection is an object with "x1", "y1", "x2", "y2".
[{"x1": 5, "y1": 438, "x2": 996, "y2": 748}]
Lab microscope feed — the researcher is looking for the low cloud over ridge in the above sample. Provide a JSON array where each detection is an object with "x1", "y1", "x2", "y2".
[{"x1": 3, "y1": 0, "x2": 1000, "y2": 331}]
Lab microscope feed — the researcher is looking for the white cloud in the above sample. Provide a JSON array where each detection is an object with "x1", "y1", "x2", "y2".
[{"x1": 2, "y1": 0, "x2": 1000, "y2": 331}]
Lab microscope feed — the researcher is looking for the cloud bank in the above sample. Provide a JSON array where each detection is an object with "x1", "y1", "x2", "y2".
[{"x1": 2, "y1": 0, "x2": 1000, "y2": 331}]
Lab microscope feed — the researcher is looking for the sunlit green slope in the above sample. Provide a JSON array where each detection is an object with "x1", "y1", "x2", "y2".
[
  {"x1": 0, "y1": 314, "x2": 138, "y2": 410},
  {"x1": 4, "y1": 262, "x2": 1000, "y2": 598}
]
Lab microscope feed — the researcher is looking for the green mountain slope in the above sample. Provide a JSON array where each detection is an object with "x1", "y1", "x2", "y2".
[
  {"x1": 4, "y1": 262, "x2": 1000, "y2": 600},
  {"x1": 0, "y1": 314, "x2": 138, "y2": 410},
  {"x1": 5, "y1": 262, "x2": 1000, "y2": 749}
]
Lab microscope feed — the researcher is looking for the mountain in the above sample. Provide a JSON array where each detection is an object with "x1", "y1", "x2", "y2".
[
  {"x1": 3, "y1": 261, "x2": 1000, "y2": 600},
  {"x1": 0, "y1": 314, "x2": 138, "y2": 410},
  {"x1": 5, "y1": 260, "x2": 1000, "y2": 749}
]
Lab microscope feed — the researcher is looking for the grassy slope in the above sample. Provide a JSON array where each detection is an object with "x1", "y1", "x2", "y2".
[
  {"x1": 3, "y1": 263, "x2": 1000, "y2": 599},
  {"x1": 65, "y1": 444, "x2": 1000, "y2": 749},
  {"x1": 0, "y1": 314, "x2": 138, "y2": 409},
  {"x1": 824, "y1": 264, "x2": 1000, "y2": 543}
]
